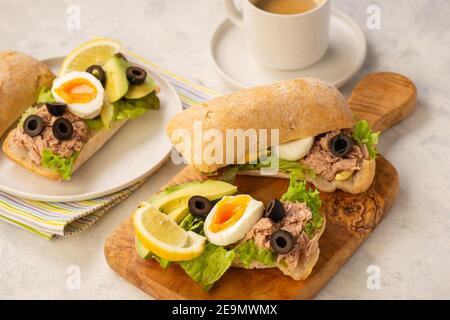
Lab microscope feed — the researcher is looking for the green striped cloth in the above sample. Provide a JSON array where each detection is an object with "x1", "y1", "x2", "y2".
[{"x1": 0, "y1": 52, "x2": 220, "y2": 239}]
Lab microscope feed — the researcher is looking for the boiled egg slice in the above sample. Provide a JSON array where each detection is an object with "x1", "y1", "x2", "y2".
[
  {"x1": 52, "y1": 71, "x2": 104, "y2": 119},
  {"x1": 272, "y1": 136, "x2": 314, "y2": 161},
  {"x1": 204, "y1": 195, "x2": 264, "y2": 246}
]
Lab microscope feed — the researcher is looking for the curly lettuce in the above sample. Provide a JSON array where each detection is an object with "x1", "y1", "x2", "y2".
[
  {"x1": 281, "y1": 174, "x2": 323, "y2": 238},
  {"x1": 234, "y1": 240, "x2": 276, "y2": 269},
  {"x1": 41, "y1": 150, "x2": 78, "y2": 181},
  {"x1": 353, "y1": 120, "x2": 380, "y2": 160},
  {"x1": 180, "y1": 213, "x2": 205, "y2": 235},
  {"x1": 220, "y1": 154, "x2": 315, "y2": 183},
  {"x1": 114, "y1": 91, "x2": 160, "y2": 121},
  {"x1": 36, "y1": 87, "x2": 56, "y2": 104},
  {"x1": 179, "y1": 243, "x2": 235, "y2": 292}
]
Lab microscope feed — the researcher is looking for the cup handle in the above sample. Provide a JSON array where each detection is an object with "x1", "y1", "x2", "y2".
[{"x1": 224, "y1": 0, "x2": 244, "y2": 26}]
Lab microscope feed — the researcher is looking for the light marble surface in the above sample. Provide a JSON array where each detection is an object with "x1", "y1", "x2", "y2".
[{"x1": 0, "y1": 0, "x2": 449, "y2": 300}]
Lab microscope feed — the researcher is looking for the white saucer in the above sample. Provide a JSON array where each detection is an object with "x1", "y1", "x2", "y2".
[{"x1": 210, "y1": 9, "x2": 366, "y2": 89}]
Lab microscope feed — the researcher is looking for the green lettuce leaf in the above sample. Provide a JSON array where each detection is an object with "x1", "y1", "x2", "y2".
[
  {"x1": 234, "y1": 240, "x2": 276, "y2": 269},
  {"x1": 84, "y1": 117, "x2": 105, "y2": 130},
  {"x1": 41, "y1": 149, "x2": 78, "y2": 181},
  {"x1": 353, "y1": 120, "x2": 380, "y2": 160},
  {"x1": 114, "y1": 91, "x2": 160, "y2": 121},
  {"x1": 37, "y1": 87, "x2": 55, "y2": 104},
  {"x1": 179, "y1": 243, "x2": 235, "y2": 292},
  {"x1": 180, "y1": 214, "x2": 205, "y2": 235},
  {"x1": 240, "y1": 155, "x2": 314, "y2": 179},
  {"x1": 281, "y1": 174, "x2": 323, "y2": 238}
]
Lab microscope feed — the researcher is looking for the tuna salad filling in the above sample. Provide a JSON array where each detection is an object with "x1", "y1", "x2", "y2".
[
  {"x1": 243, "y1": 201, "x2": 320, "y2": 272},
  {"x1": 12, "y1": 105, "x2": 88, "y2": 165},
  {"x1": 302, "y1": 129, "x2": 370, "y2": 182},
  {"x1": 221, "y1": 120, "x2": 380, "y2": 184}
]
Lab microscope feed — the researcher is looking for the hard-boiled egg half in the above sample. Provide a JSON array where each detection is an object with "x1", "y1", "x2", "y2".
[
  {"x1": 52, "y1": 71, "x2": 104, "y2": 119},
  {"x1": 204, "y1": 195, "x2": 264, "y2": 246},
  {"x1": 272, "y1": 136, "x2": 314, "y2": 161}
]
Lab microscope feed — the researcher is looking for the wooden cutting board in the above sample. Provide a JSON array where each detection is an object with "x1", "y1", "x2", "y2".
[{"x1": 104, "y1": 72, "x2": 416, "y2": 300}]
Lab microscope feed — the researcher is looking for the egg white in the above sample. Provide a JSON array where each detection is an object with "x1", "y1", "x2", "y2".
[
  {"x1": 204, "y1": 195, "x2": 264, "y2": 246},
  {"x1": 52, "y1": 71, "x2": 104, "y2": 120},
  {"x1": 272, "y1": 136, "x2": 314, "y2": 161}
]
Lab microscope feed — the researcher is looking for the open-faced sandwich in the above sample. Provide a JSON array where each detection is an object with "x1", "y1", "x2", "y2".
[
  {"x1": 167, "y1": 78, "x2": 380, "y2": 194},
  {"x1": 2, "y1": 40, "x2": 160, "y2": 180},
  {"x1": 133, "y1": 176, "x2": 325, "y2": 291}
]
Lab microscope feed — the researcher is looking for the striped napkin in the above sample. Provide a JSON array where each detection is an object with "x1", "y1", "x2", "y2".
[{"x1": 0, "y1": 52, "x2": 220, "y2": 239}]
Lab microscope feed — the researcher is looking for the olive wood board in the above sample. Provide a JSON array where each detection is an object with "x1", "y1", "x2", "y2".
[{"x1": 105, "y1": 72, "x2": 416, "y2": 299}]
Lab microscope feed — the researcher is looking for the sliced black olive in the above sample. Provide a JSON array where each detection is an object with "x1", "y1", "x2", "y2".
[
  {"x1": 23, "y1": 115, "x2": 44, "y2": 137},
  {"x1": 126, "y1": 66, "x2": 147, "y2": 85},
  {"x1": 46, "y1": 102, "x2": 67, "y2": 117},
  {"x1": 329, "y1": 134, "x2": 354, "y2": 158},
  {"x1": 270, "y1": 230, "x2": 295, "y2": 254},
  {"x1": 115, "y1": 52, "x2": 128, "y2": 61},
  {"x1": 86, "y1": 65, "x2": 106, "y2": 85},
  {"x1": 188, "y1": 196, "x2": 213, "y2": 218},
  {"x1": 52, "y1": 118, "x2": 73, "y2": 141},
  {"x1": 264, "y1": 199, "x2": 285, "y2": 223}
]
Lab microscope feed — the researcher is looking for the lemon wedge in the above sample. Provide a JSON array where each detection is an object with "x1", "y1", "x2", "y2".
[
  {"x1": 59, "y1": 38, "x2": 122, "y2": 76},
  {"x1": 133, "y1": 204, "x2": 206, "y2": 261}
]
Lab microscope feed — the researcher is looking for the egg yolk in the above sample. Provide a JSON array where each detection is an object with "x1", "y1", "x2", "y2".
[
  {"x1": 55, "y1": 78, "x2": 98, "y2": 104},
  {"x1": 209, "y1": 195, "x2": 250, "y2": 233}
]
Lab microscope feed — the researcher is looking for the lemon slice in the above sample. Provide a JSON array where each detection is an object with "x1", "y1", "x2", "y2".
[
  {"x1": 59, "y1": 38, "x2": 122, "y2": 75},
  {"x1": 134, "y1": 204, "x2": 206, "y2": 261}
]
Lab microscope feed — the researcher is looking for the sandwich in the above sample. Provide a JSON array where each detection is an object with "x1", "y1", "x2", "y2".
[
  {"x1": 0, "y1": 51, "x2": 55, "y2": 138},
  {"x1": 133, "y1": 175, "x2": 325, "y2": 291},
  {"x1": 167, "y1": 78, "x2": 380, "y2": 194},
  {"x1": 2, "y1": 46, "x2": 160, "y2": 181}
]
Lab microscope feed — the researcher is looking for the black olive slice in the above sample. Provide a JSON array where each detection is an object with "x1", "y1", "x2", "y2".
[
  {"x1": 23, "y1": 115, "x2": 44, "y2": 137},
  {"x1": 52, "y1": 118, "x2": 73, "y2": 141},
  {"x1": 270, "y1": 230, "x2": 295, "y2": 254},
  {"x1": 86, "y1": 65, "x2": 106, "y2": 85},
  {"x1": 46, "y1": 102, "x2": 67, "y2": 117},
  {"x1": 264, "y1": 199, "x2": 285, "y2": 223},
  {"x1": 188, "y1": 196, "x2": 213, "y2": 218},
  {"x1": 329, "y1": 134, "x2": 354, "y2": 158},
  {"x1": 115, "y1": 52, "x2": 128, "y2": 61},
  {"x1": 126, "y1": 66, "x2": 147, "y2": 85}
]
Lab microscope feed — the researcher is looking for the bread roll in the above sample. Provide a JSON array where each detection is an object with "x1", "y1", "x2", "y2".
[
  {"x1": 0, "y1": 51, "x2": 55, "y2": 137},
  {"x1": 167, "y1": 78, "x2": 354, "y2": 173}
]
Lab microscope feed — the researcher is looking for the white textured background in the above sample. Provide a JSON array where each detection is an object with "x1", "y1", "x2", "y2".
[{"x1": 0, "y1": 0, "x2": 449, "y2": 299}]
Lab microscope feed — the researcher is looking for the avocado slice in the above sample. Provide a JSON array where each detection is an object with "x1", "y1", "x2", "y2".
[
  {"x1": 100, "y1": 101, "x2": 119, "y2": 128},
  {"x1": 149, "y1": 180, "x2": 237, "y2": 223},
  {"x1": 168, "y1": 206, "x2": 190, "y2": 224},
  {"x1": 103, "y1": 56, "x2": 130, "y2": 103},
  {"x1": 125, "y1": 79, "x2": 156, "y2": 99},
  {"x1": 135, "y1": 236, "x2": 152, "y2": 259}
]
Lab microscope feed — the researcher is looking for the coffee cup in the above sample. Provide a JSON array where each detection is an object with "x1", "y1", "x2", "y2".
[{"x1": 224, "y1": 0, "x2": 330, "y2": 70}]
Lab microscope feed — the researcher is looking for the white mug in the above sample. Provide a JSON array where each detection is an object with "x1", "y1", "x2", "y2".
[{"x1": 224, "y1": 0, "x2": 330, "y2": 70}]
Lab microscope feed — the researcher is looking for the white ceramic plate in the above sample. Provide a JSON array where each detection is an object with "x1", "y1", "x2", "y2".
[
  {"x1": 0, "y1": 56, "x2": 182, "y2": 202},
  {"x1": 210, "y1": 9, "x2": 367, "y2": 89}
]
